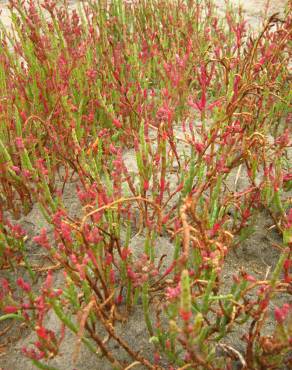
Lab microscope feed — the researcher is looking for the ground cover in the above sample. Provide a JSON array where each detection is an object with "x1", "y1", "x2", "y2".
[{"x1": 0, "y1": 1, "x2": 291, "y2": 369}]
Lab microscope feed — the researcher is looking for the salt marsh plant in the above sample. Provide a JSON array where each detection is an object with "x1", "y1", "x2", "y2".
[{"x1": 0, "y1": 0, "x2": 291, "y2": 369}]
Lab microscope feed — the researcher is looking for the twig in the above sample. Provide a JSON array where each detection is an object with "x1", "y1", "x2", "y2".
[
  {"x1": 124, "y1": 361, "x2": 141, "y2": 370},
  {"x1": 93, "y1": 297, "x2": 158, "y2": 369},
  {"x1": 234, "y1": 164, "x2": 242, "y2": 190},
  {"x1": 73, "y1": 298, "x2": 96, "y2": 364},
  {"x1": 177, "y1": 365, "x2": 193, "y2": 370},
  {"x1": 218, "y1": 343, "x2": 247, "y2": 368},
  {"x1": 80, "y1": 196, "x2": 161, "y2": 230}
]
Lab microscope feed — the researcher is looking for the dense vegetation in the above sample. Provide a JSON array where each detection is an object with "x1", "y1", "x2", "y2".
[{"x1": 0, "y1": 1, "x2": 291, "y2": 369}]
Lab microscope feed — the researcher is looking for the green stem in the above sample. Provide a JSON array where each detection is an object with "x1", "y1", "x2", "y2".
[{"x1": 142, "y1": 282, "x2": 153, "y2": 336}]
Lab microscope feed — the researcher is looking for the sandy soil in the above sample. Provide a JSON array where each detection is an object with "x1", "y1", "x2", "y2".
[{"x1": 0, "y1": 1, "x2": 290, "y2": 370}]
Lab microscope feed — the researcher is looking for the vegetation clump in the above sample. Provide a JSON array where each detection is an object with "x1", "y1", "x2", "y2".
[{"x1": 0, "y1": 0, "x2": 291, "y2": 369}]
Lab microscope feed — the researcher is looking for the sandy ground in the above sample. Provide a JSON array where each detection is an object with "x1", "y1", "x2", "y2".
[{"x1": 0, "y1": 1, "x2": 290, "y2": 370}]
